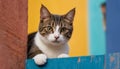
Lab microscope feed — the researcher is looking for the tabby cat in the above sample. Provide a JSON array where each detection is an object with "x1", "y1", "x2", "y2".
[{"x1": 27, "y1": 5, "x2": 75, "y2": 65}]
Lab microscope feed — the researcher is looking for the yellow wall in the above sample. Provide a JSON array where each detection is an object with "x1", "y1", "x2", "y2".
[{"x1": 28, "y1": 0, "x2": 88, "y2": 56}]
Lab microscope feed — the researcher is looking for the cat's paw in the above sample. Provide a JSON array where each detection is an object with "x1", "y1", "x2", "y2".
[
  {"x1": 33, "y1": 54, "x2": 47, "y2": 65},
  {"x1": 58, "y1": 54, "x2": 69, "y2": 58}
]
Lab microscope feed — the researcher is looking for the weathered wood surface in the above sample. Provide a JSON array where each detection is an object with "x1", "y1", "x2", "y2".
[
  {"x1": 26, "y1": 55, "x2": 105, "y2": 69},
  {"x1": 106, "y1": 53, "x2": 120, "y2": 69},
  {"x1": 0, "y1": 0, "x2": 27, "y2": 69},
  {"x1": 26, "y1": 53, "x2": 120, "y2": 69}
]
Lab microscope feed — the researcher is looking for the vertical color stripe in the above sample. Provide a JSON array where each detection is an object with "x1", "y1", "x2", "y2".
[
  {"x1": 107, "y1": 0, "x2": 120, "y2": 53},
  {"x1": 69, "y1": 0, "x2": 88, "y2": 56},
  {"x1": 88, "y1": 0, "x2": 106, "y2": 55}
]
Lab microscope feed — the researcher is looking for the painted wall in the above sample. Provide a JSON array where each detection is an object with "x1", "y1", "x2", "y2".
[
  {"x1": 88, "y1": 0, "x2": 106, "y2": 55},
  {"x1": 107, "y1": 0, "x2": 120, "y2": 53}
]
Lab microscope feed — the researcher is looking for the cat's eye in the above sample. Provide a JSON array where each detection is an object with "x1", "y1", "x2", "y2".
[
  {"x1": 47, "y1": 26, "x2": 52, "y2": 31},
  {"x1": 60, "y1": 27, "x2": 66, "y2": 32}
]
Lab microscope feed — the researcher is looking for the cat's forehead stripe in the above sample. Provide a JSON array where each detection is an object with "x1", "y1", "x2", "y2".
[{"x1": 51, "y1": 15, "x2": 62, "y2": 25}]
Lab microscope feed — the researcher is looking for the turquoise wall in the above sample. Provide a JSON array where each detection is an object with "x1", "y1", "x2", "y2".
[{"x1": 88, "y1": 0, "x2": 106, "y2": 55}]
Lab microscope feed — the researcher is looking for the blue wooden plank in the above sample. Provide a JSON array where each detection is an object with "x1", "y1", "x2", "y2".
[{"x1": 26, "y1": 55, "x2": 104, "y2": 69}]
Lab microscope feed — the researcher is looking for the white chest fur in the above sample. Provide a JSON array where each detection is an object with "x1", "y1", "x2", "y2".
[{"x1": 34, "y1": 32, "x2": 69, "y2": 58}]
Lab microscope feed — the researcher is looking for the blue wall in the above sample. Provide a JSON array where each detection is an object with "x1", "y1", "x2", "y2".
[{"x1": 107, "y1": 0, "x2": 120, "y2": 53}]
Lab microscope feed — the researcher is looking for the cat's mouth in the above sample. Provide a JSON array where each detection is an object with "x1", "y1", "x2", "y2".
[{"x1": 52, "y1": 40, "x2": 60, "y2": 43}]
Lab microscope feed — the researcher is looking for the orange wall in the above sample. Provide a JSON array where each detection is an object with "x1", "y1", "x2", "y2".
[{"x1": 28, "y1": 0, "x2": 88, "y2": 56}]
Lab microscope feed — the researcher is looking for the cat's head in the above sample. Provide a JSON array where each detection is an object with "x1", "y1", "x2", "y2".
[{"x1": 39, "y1": 5, "x2": 75, "y2": 46}]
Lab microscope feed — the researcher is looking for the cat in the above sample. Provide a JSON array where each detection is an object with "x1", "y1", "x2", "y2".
[{"x1": 27, "y1": 5, "x2": 75, "y2": 65}]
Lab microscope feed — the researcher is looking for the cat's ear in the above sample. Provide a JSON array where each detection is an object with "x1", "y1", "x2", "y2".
[
  {"x1": 40, "y1": 5, "x2": 51, "y2": 19},
  {"x1": 65, "y1": 8, "x2": 75, "y2": 21}
]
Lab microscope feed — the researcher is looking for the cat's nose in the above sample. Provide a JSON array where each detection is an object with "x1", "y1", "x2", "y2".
[{"x1": 54, "y1": 35, "x2": 59, "y2": 40}]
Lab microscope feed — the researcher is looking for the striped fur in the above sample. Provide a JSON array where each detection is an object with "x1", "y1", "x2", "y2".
[{"x1": 39, "y1": 5, "x2": 75, "y2": 40}]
